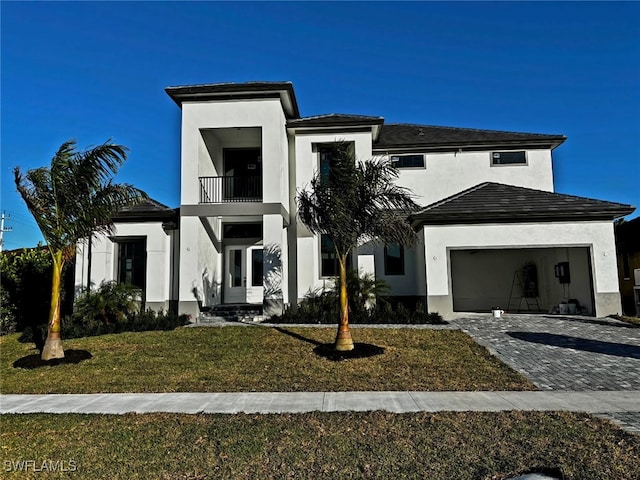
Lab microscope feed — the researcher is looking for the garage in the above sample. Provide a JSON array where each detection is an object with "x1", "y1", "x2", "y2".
[{"x1": 450, "y1": 247, "x2": 595, "y2": 314}]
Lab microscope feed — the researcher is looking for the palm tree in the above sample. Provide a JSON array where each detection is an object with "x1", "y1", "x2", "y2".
[
  {"x1": 297, "y1": 144, "x2": 419, "y2": 351},
  {"x1": 14, "y1": 140, "x2": 147, "y2": 360}
]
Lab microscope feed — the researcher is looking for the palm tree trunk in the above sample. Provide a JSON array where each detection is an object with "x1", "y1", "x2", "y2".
[
  {"x1": 41, "y1": 249, "x2": 65, "y2": 360},
  {"x1": 334, "y1": 255, "x2": 354, "y2": 351}
]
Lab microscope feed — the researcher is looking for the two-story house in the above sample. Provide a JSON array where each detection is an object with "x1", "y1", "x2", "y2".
[{"x1": 74, "y1": 81, "x2": 634, "y2": 320}]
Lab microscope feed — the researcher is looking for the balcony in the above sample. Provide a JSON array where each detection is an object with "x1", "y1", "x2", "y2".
[{"x1": 199, "y1": 176, "x2": 263, "y2": 203}]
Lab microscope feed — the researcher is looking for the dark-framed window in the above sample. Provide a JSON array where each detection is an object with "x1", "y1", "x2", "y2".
[
  {"x1": 317, "y1": 142, "x2": 354, "y2": 185},
  {"x1": 320, "y1": 234, "x2": 339, "y2": 277},
  {"x1": 491, "y1": 151, "x2": 527, "y2": 165},
  {"x1": 390, "y1": 154, "x2": 424, "y2": 168},
  {"x1": 319, "y1": 234, "x2": 353, "y2": 277},
  {"x1": 384, "y1": 244, "x2": 405, "y2": 275},
  {"x1": 117, "y1": 238, "x2": 146, "y2": 290},
  {"x1": 251, "y1": 249, "x2": 264, "y2": 286}
]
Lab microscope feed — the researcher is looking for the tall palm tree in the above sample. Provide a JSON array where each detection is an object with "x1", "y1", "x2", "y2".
[
  {"x1": 297, "y1": 144, "x2": 419, "y2": 351},
  {"x1": 14, "y1": 140, "x2": 147, "y2": 360}
]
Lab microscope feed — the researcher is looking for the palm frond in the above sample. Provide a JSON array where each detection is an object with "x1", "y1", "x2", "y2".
[
  {"x1": 14, "y1": 140, "x2": 146, "y2": 253},
  {"x1": 296, "y1": 146, "x2": 419, "y2": 256}
]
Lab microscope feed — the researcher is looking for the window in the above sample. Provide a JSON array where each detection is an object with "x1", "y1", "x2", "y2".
[
  {"x1": 317, "y1": 142, "x2": 354, "y2": 184},
  {"x1": 384, "y1": 244, "x2": 405, "y2": 275},
  {"x1": 117, "y1": 239, "x2": 146, "y2": 290},
  {"x1": 320, "y1": 235, "x2": 353, "y2": 277},
  {"x1": 622, "y1": 250, "x2": 631, "y2": 280},
  {"x1": 251, "y1": 249, "x2": 264, "y2": 286},
  {"x1": 320, "y1": 234, "x2": 339, "y2": 277},
  {"x1": 491, "y1": 151, "x2": 527, "y2": 165},
  {"x1": 390, "y1": 154, "x2": 424, "y2": 168},
  {"x1": 229, "y1": 249, "x2": 242, "y2": 287}
]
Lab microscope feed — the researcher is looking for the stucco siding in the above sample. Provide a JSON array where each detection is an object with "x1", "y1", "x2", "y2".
[
  {"x1": 423, "y1": 221, "x2": 620, "y2": 318},
  {"x1": 374, "y1": 149, "x2": 554, "y2": 206}
]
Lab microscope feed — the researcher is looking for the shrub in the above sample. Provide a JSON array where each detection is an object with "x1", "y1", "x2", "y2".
[
  {"x1": 271, "y1": 270, "x2": 445, "y2": 325},
  {"x1": 0, "y1": 246, "x2": 74, "y2": 339},
  {"x1": 72, "y1": 281, "x2": 142, "y2": 327}
]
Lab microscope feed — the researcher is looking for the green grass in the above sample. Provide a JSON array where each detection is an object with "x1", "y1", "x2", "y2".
[
  {"x1": 0, "y1": 326, "x2": 535, "y2": 393},
  {"x1": 614, "y1": 314, "x2": 640, "y2": 326},
  {"x1": 2, "y1": 411, "x2": 638, "y2": 479}
]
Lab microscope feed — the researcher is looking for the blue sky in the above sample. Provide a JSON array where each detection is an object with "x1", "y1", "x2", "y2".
[{"x1": 2, "y1": 1, "x2": 639, "y2": 250}]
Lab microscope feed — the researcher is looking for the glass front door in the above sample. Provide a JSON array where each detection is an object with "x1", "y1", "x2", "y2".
[{"x1": 223, "y1": 245, "x2": 264, "y2": 304}]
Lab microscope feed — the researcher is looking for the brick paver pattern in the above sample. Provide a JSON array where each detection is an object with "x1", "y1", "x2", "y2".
[{"x1": 451, "y1": 314, "x2": 640, "y2": 434}]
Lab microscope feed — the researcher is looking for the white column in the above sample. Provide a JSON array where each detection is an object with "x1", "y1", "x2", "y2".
[
  {"x1": 263, "y1": 213, "x2": 287, "y2": 315},
  {"x1": 178, "y1": 216, "x2": 200, "y2": 317}
]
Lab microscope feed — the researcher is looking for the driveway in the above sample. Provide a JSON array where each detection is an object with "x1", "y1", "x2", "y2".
[
  {"x1": 450, "y1": 313, "x2": 640, "y2": 434},
  {"x1": 450, "y1": 313, "x2": 640, "y2": 391}
]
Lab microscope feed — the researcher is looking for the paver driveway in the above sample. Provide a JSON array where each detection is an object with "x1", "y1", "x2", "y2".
[
  {"x1": 451, "y1": 313, "x2": 640, "y2": 434},
  {"x1": 451, "y1": 313, "x2": 640, "y2": 391}
]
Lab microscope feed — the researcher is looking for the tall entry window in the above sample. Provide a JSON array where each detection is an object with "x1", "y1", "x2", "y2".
[
  {"x1": 321, "y1": 234, "x2": 339, "y2": 277},
  {"x1": 117, "y1": 238, "x2": 146, "y2": 290}
]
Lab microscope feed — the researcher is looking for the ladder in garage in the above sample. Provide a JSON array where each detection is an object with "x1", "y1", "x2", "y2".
[{"x1": 507, "y1": 269, "x2": 541, "y2": 313}]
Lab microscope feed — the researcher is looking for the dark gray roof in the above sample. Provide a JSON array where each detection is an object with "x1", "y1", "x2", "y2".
[
  {"x1": 375, "y1": 124, "x2": 567, "y2": 151},
  {"x1": 165, "y1": 81, "x2": 300, "y2": 118},
  {"x1": 113, "y1": 198, "x2": 178, "y2": 223},
  {"x1": 287, "y1": 113, "x2": 384, "y2": 128},
  {"x1": 411, "y1": 182, "x2": 635, "y2": 226}
]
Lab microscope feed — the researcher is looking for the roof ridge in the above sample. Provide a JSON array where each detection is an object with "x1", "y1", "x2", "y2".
[
  {"x1": 292, "y1": 113, "x2": 384, "y2": 121},
  {"x1": 383, "y1": 123, "x2": 565, "y2": 138},
  {"x1": 166, "y1": 81, "x2": 293, "y2": 90}
]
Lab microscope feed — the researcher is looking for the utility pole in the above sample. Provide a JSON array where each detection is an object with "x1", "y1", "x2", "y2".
[{"x1": 0, "y1": 211, "x2": 12, "y2": 252}]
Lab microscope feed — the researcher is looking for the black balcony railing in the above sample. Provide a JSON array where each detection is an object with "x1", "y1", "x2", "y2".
[{"x1": 199, "y1": 176, "x2": 263, "y2": 203}]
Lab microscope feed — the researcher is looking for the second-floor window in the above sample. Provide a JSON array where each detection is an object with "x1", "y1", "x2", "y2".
[
  {"x1": 317, "y1": 142, "x2": 355, "y2": 185},
  {"x1": 390, "y1": 154, "x2": 425, "y2": 168},
  {"x1": 492, "y1": 151, "x2": 527, "y2": 166}
]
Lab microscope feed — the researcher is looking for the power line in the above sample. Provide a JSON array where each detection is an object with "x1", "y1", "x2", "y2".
[{"x1": 0, "y1": 211, "x2": 13, "y2": 252}]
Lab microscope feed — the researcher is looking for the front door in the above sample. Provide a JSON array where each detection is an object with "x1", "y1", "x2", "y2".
[{"x1": 224, "y1": 245, "x2": 264, "y2": 304}]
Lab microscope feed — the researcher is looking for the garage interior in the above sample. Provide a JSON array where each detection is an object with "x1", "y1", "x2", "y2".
[{"x1": 450, "y1": 247, "x2": 594, "y2": 315}]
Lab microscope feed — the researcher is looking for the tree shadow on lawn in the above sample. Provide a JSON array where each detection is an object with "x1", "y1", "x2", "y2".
[
  {"x1": 273, "y1": 327, "x2": 385, "y2": 362},
  {"x1": 13, "y1": 350, "x2": 93, "y2": 370}
]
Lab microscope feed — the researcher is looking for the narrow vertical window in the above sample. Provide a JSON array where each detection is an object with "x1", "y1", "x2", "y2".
[
  {"x1": 320, "y1": 234, "x2": 339, "y2": 277},
  {"x1": 230, "y1": 249, "x2": 242, "y2": 287},
  {"x1": 384, "y1": 244, "x2": 405, "y2": 275},
  {"x1": 251, "y1": 249, "x2": 264, "y2": 286}
]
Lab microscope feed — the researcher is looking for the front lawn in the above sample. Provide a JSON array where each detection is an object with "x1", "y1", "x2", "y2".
[
  {"x1": 0, "y1": 326, "x2": 535, "y2": 393},
  {"x1": 2, "y1": 411, "x2": 638, "y2": 479}
]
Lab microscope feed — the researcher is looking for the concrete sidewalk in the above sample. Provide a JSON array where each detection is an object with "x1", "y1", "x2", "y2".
[{"x1": 2, "y1": 390, "x2": 639, "y2": 416}]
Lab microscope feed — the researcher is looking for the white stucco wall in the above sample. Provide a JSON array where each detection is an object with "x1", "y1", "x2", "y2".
[
  {"x1": 180, "y1": 99, "x2": 289, "y2": 207},
  {"x1": 178, "y1": 216, "x2": 222, "y2": 316},
  {"x1": 422, "y1": 220, "x2": 620, "y2": 317},
  {"x1": 74, "y1": 221, "x2": 173, "y2": 308},
  {"x1": 292, "y1": 131, "x2": 374, "y2": 297},
  {"x1": 374, "y1": 149, "x2": 554, "y2": 206}
]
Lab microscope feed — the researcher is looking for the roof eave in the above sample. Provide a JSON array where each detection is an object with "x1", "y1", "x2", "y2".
[
  {"x1": 165, "y1": 82, "x2": 300, "y2": 119},
  {"x1": 374, "y1": 137, "x2": 567, "y2": 153},
  {"x1": 411, "y1": 209, "x2": 635, "y2": 228}
]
